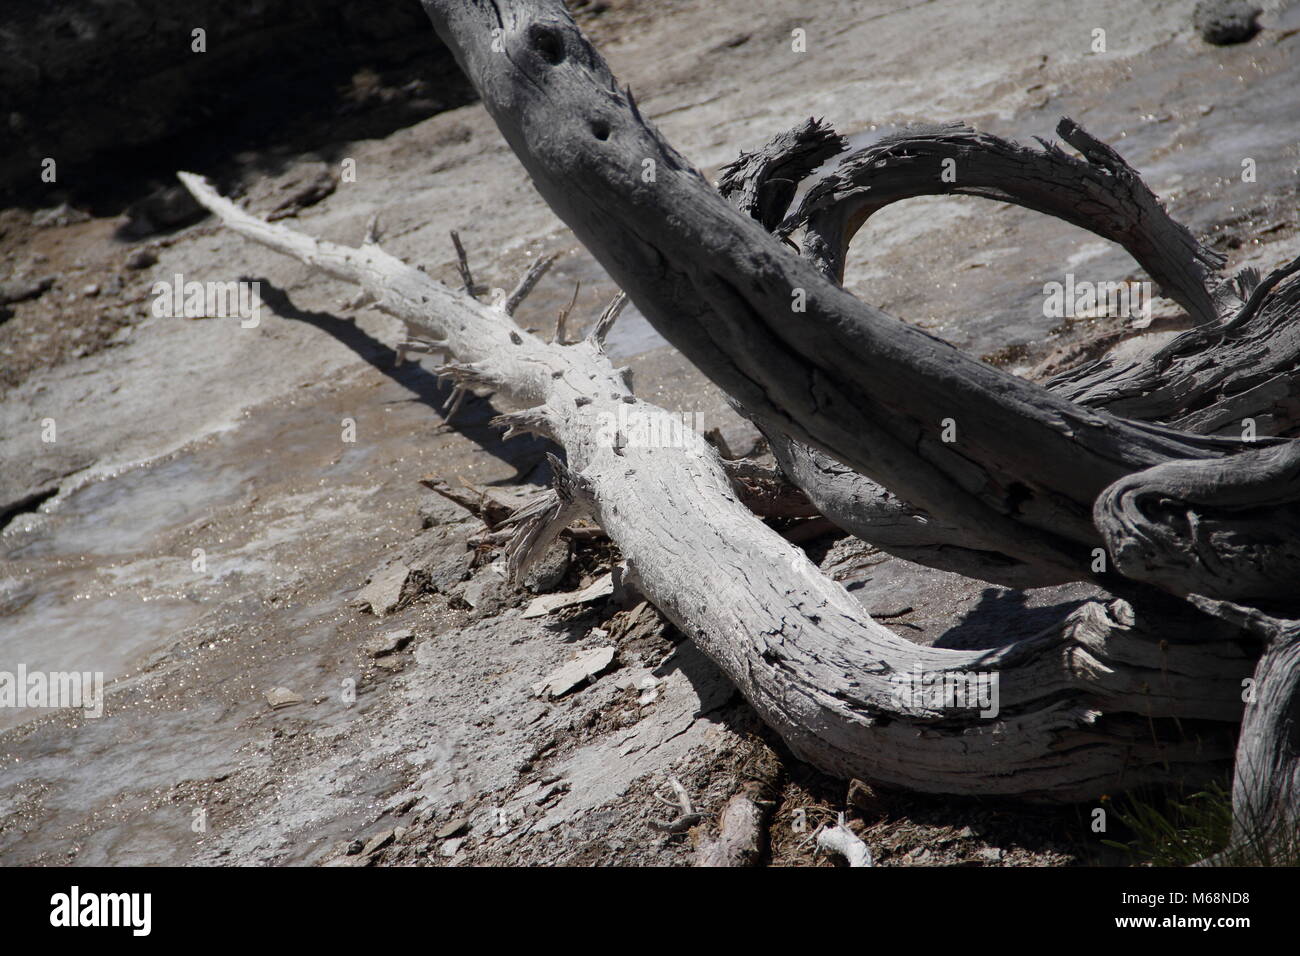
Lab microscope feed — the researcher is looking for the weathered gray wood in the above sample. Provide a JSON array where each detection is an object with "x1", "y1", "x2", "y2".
[
  {"x1": 1095, "y1": 441, "x2": 1300, "y2": 601},
  {"x1": 758, "y1": 416, "x2": 1067, "y2": 588},
  {"x1": 413, "y1": 1, "x2": 1300, "y2": 846},
  {"x1": 776, "y1": 121, "x2": 1300, "y2": 439},
  {"x1": 719, "y1": 115, "x2": 1300, "y2": 836},
  {"x1": 180, "y1": 171, "x2": 1254, "y2": 803},
  {"x1": 725, "y1": 120, "x2": 1300, "y2": 591},
  {"x1": 718, "y1": 122, "x2": 1092, "y2": 588},
  {"x1": 694, "y1": 791, "x2": 768, "y2": 867},
  {"x1": 1228, "y1": 635, "x2": 1300, "y2": 862},
  {"x1": 1051, "y1": 256, "x2": 1300, "y2": 436},
  {"x1": 419, "y1": 0, "x2": 1300, "y2": 604},
  {"x1": 786, "y1": 120, "x2": 1225, "y2": 324},
  {"x1": 718, "y1": 117, "x2": 845, "y2": 232},
  {"x1": 1190, "y1": 598, "x2": 1300, "y2": 864},
  {"x1": 715, "y1": 123, "x2": 1062, "y2": 585}
]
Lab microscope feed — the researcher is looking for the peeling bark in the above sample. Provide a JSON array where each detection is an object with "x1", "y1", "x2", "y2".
[
  {"x1": 1190, "y1": 598, "x2": 1300, "y2": 863},
  {"x1": 1051, "y1": 256, "x2": 1300, "y2": 436}
]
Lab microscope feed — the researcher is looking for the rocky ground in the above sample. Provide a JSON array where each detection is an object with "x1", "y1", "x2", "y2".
[{"x1": 1, "y1": 0, "x2": 1298, "y2": 866}]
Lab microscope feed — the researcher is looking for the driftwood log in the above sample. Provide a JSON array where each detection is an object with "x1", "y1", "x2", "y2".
[
  {"x1": 417, "y1": 0, "x2": 1300, "y2": 856},
  {"x1": 734, "y1": 119, "x2": 1300, "y2": 591},
  {"x1": 179, "y1": 171, "x2": 1256, "y2": 812},
  {"x1": 421, "y1": 0, "x2": 1300, "y2": 605},
  {"x1": 177, "y1": 0, "x2": 1300, "y2": 858}
]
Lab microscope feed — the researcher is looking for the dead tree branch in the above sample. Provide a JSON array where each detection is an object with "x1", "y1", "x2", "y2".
[
  {"x1": 723, "y1": 120, "x2": 1300, "y2": 594},
  {"x1": 415, "y1": 0, "x2": 1300, "y2": 840},
  {"x1": 785, "y1": 120, "x2": 1225, "y2": 324},
  {"x1": 420, "y1": 0, "x2": 1300, "y2": 604},
  {"x1": 179, "y1": 170, "x2": 1256, "y2": 803}
]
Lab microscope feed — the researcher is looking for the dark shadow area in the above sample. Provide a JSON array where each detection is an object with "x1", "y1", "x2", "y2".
[
  {"x1": 3, "y1": 0, "x2": 476, "y2": 213},
  {"x1": 255, "y1": 280, "x2": 554, "y2": 485},
  {"x1": 932, "y1": 587, "x2": 1093, "y2": 651},
  {"x1": 749, "y1": 720, "x2": 1097, "y2": 866}
]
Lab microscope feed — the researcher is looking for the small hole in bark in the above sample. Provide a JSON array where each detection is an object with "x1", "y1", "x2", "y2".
[
  {"x1": 1006, "y1": 482, "x2": 1032, "y2": 516},
  {"x1": 590, "y1": 119, "x2": 611, "y2": 141},
  {"x1": 530, "y1": 25, "x2": 565, "y2": 65}
]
